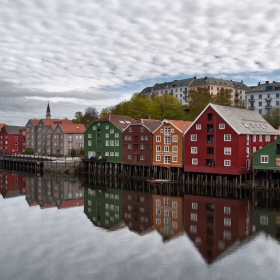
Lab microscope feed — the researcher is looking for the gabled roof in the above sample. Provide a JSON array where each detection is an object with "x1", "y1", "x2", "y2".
[
  {"x1": 41, "y1": 119, "x2": 73, "y2": 127},
  {"x1": 3, "y1": 125, "x2": 25, "y2": 134},
  {"x1": 128, "y1": 119, "x2": 162, "y2": 133},
  {"x1": 230, "y1": 80, "x2": 250, "y2": 90},
  {"x1": 57, "y1": 123, "x2": 86, "y2": 134},
  {"x1": 185, "y1": 103, "x2": 278, "y2": 135},
  {"x1": 157, "y1": 120, "x2": 192, "y2": 134},
  {"x1": 96, "y1": 115, "x2": 135, "y2": 131},
  {"x1": 0, "y1": 123, "x2": 6, "y2": 129},
  {"x1": 152, "y1": 81, "x2": 173, "y2": 90}
]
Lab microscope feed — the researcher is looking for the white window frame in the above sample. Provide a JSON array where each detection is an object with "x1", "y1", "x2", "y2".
[
  {"x1": 156, "y1": 155, "x2": 161, "y2": 161},
  {"x1": 191, "y1": 134, "x2": 197, "y2": 141},
  {"x1": 164, "y1": 136, "x2": 171, "y2": 144},
  {"x1": 224, "y1": 160, "x2": 231, "y2": 166},
  {"x1": 191, "y1": 213, "x2": 197, "y2": 221},
  {"x1": 224, "y1": 134, "x2": 231, "y2": 141},
  {"x1": 260, "y1": 155, "x2": 269, "y2": 163},
  {"x1": 192, "y1": 202, "x2": 198, "y2": 209},
  {"x1": 196, "y1": 124, "x2": 201, "y2": 130},
  {"x1": 172, "y1": 146, "x2": 178, "y2": 152},
  {"x1": 219, "y1": 123, "x2": 225, "y2": 129},
  {"x1": 156, "y1": 136, "x2": 161, "y2": 142},
  {"x1": 172, "y1": 135, "x2": 178, "y2": 142},
  {"x1": 156, "y1": 145, "x2": 161, "y2": 152},
  {"x1": 191, "y1": 147, "x2": 198, "y2": 154},
  {"x1": 192, "y1": 158, "x2": 198, "y2": 165},
  {"x1": 224, "y1": 147, "x2": 231, "y2": 155}
]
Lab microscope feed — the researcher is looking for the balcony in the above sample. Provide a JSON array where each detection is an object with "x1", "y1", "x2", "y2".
[
  {"x1": 206, "y1": 159, "x2": 215, "y2": 167},
  {"x1": 248, "y1": 106, "x2": 255, "y2": 110},
  {"x1": 207, "y1": 135, "x2": 214, "y2": 144},
  {"x1": 265, "y1": 105, "x2": 272, "y2": 108},
  {"x1": 265, "y1": 97, "x2": 271, "y2": 101},
  {"x1": 248, "y1": 98, "x2": 255, "y2": 102}
]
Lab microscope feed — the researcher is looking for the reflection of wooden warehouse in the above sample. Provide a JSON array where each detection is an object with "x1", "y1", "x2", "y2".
[{"x1": 252, "y1": 137, "x2": 280, "y2": 188}]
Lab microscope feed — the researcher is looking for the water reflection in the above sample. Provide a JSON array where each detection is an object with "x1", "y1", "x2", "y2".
[{"x1": 0, "y1": 172, "x2": 85, "y2": 209}]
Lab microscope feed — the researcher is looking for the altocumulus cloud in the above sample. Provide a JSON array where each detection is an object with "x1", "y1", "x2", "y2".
[{"x1": 0, "y1": 0, "x2": 280, "y2": 124}]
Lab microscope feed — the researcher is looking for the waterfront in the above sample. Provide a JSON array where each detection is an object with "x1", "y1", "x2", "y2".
[{"x1": 0, "y1": 171, "x2": 280, "y2": 280}]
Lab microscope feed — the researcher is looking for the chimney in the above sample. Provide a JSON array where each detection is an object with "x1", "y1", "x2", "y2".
[
  {"x1": 258, "y1": 82, "x2": 260, "y2": 86},
  {"x1": 266, "y1": 81, "x2": 269, "y2": 84},
  {"x1": 193, "y1": 76, "x2": 196, "y2": 79}
]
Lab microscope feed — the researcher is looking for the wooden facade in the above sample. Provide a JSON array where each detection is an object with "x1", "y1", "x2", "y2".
[
  {"x1": 184, "y1": 103, "x2": 278, "y2": 175},
  {"x1": 152, "y1": 120, "x2": 192, "y2": 168},
  {"x1": 122, "y1": 119, "x2": 161, "y2": 166}
]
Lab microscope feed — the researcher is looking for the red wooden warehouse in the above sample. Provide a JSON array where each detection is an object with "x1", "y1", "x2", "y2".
[{"x1": 184, "y1": 103, "x2": 278, "y2": 175}]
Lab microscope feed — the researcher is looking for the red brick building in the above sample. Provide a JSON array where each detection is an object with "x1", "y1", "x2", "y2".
[{"x1": 0, "y1": 125, "x2": 25, "y2": 154}]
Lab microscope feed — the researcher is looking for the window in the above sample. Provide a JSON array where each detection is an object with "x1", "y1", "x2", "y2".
[
  {"x1": 105, "y1": 133, "x2": 109, "y2": 138},
  {"x1": 191, "y1": 147, "x2": 198, "y2": 154},
  {"x1": 172, "y1": 222, "x2": 178, "y2": 229},
  {"x1": 110, "y1": 152, "x2": 114, "y2": 156},
  {"x1": 164, "y1": 156, "x2": 170, "y2": 164},
  {"x1": 253, "y1": 135, "x2": 256, "y2": 142},
  {"x1": 224, "y1": 147, "x2": 231, "y2": 155},
  {"x1": 140, "y1": 127, "x2": 144, "y2": 132},
  {"x1": 164, "y1": 210, "x2": 169, "y2": 217},
  {"x1": 259, "y1": 135, "x2": 262, "y2": 141},
  {"x1": 164, "y1": 198, "x2": 170, "y2": 206},
  {"x1": 93, "y1": 126, "x2": 96, "y2": 130},
  {"x1": 106, "y1": 140, "x2": 109, "y2": 146},
  {"x1": 115, "y1": 152, "x2": 119, "y2": 157},
  {"x1": 105, "y1": 125, "x2": 109, "y2": 129},
  {"x1": 190, "y1": 225, "x2": 197, "y2": 233},
  {"x1": 219, "y1": 123, "x2": 225, "y2": 129},
  {"x1": 223, "y1": 230, "x2": 231, "y2": 240},
  {"x1": 140, "y1": 155, "x2": 144, "y2": 160},
  {"x1": 191, "y1": 213, "x2": 197, "y2": 221},
  {"x1": 172, "y1": 146, "x2": 178, "y2": 152},
  {"x1": 260, "y1": 215, "x2": 268, "y2": 225},
  {"x1": 128, "y1": 155, "x2": 132, "y2": 159},
  {"x1": 192, "y1": 202, "x2": 198, "y2": 209},
  {"x1": 260, "y1": 155, "x2": 269, "y2": 163},
  {"x1": 156, "y1": 199, "x2": 161, "y2": 206},
  {"x1": 224, "y1": 134, "x2": 231, "y2": 141},
  {"x1": 172, "y1": 211, "x2": 177, "y2": 218},
  {"x1": 277, "y1": 93, "x2": 280, "y2": 98},
  {"x1": 224, "y1": 207, "x2": 231, "y2": 214},
  {"x1": 164, "y1": 146, "x2": 169, "y2": 152},
  {"x1": 224, "y1": 218, "x2": 231, "y2": 226},
  {"x1": 191, "y1": 134, "x2": 197, "y2": 141},
  {"x1": 164, "y1": 127, "x2": 171, "y2": 135},
  {"x1": 164, "y1": 136, "x2": 170, "y2": 144},
  {"x1": 88, "y1": 140, "x2": 92, "y2": 146},
  {"x1": 265, "y1": 135, "x2": 270, "y2": 142},
  {"x1": 192, "y1": 158, "x2": 198, "y2": 165},
  {"x1": 156, "y1": 145, "x2": 161, "y2": 152},
  {"x1": 208, "y1": 113, "x2": 213, "y2": 121},
  {"x1": 128, "y1": 144, "x2": 132, "y2": 149},
  {"x1": 156, "y1": 155, "x2": 161, "y2": 161},
  {"x1": 129, "y1": 127, "x2": 132, "y2": 132},
  {"x1": 145, "y1": 136, "x2": 148, "y2": 140},
  {"x1": 156, "y1": 218, "x2": 161, "y2": 225},
  {"x1": 172, "y1": 135, "x2": 178, "y2": 142},
  {"x1": 115, "y1": 133, "x2": 119, "y2": 138},
  {"x1": 172, "y1": 156, "x2": 177, "y2": 162},
  {"x1": 172, "y1": 201, "x2": 177, "y2": 208},
  {"x1": 140, "y1": 144, "x2": 145, "y2": 149},
  {"x1": 259, "y1": 101, "x2": 262, "y2": 106},
  {"x1": 156, "y1": 136, "x2": 161, "y2": 142},
  {"x1": 88, "y1": 134, "x2": 92, "y2": 138},
  {"x1": 115, "y1": 140, "x2": 119, "y2": 146},
  {"x1": 110, "y1": 140, "x2": 114, "y2": 146},
  {"x1": 196, "y1": 124, "x2": 201, "y2": 130},
  {"x1": 110, "y1": 129, "x2": 114, "y2": 133},
  {"x1": 224, "y1": 160, "x2": 231, "y2": 166}
]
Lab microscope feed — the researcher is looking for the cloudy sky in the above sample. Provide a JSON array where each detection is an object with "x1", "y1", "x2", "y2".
[{"x1": 1, "y1": 0, "x2": 280, "y2": 125}]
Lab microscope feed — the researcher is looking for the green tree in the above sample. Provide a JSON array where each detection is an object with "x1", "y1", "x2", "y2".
[
  {"x1": 188, "y1": 88, "x2": 213, "y2": 120},
  {"x1": 213, "y1": 88, "x2": 232, "y2": 106},
  {"x1": 72, "y1": 111, "x2": 83, "y2": 124},
  {"x1": 262, "y1": 107, "x2": 280, "y2": 129}
]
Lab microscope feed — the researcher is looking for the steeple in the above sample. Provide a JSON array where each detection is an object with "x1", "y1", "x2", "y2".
[{"x1": 46, "y1": 102, "x2": 51, "y2": 119}]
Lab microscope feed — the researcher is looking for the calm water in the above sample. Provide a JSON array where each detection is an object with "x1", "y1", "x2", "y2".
[{"x1": 0, "y1": 171, "x2": 280, "y2": 280}]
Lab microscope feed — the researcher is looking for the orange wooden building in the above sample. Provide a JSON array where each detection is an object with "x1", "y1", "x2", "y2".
[
  {"x1": 152, "y1": 120, "x2": 192, "y2": 168},
  {"x1": 152, "y1": 194, "x2": 183, "y2": 241}
]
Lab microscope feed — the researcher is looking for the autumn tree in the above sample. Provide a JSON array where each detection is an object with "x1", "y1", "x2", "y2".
[
  {"x1": 262, "y1": 108, "x2": 280, "y2": 129},
  {"x1": 73, "y1": 107, "x2": 99, "y2": 128},
  {"x1": 188, "y1": 88, "x2": 213, "y2": 120},
  {"x1": 72, "y1": 111, "x2": 83, "y2": 124},
  {"x1": 212, "y1": 88, "x2": 232, "y2": 106}
]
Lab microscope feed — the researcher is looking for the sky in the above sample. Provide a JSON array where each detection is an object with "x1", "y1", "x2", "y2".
[{"x1": 1, "y1": 0, "x2": 280, "y2": 125}]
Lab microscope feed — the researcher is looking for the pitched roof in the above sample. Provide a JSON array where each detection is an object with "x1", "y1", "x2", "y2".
[
  {"x1": 58, "y1": 123, "x2": 86, "y2": 134},
  {"x1": 4, "y1": 125, "x2": 25, "y2": 134},
  {"x1": 230, "y1": 80, "x2": 250, "y2": 90},
  {"x1": 169, "y1": 78, "x2": 194, "y2": 88},
  {"x1": 0, "y1": 123, "x2": 6, "y2": 128},
  {"x1": 41, "y1": 119, "x2": 73, "y2": 127},
  {"x1": 130, "y1": 119, "x2": 162, "y2": 132},
  {"x1": 30, "y1": 119, "x2": 40, "y2": 126},
  {"x1": 97, "y1": 115, "x2": 135, "y2": 131},
  {"x1": 152, "y1": 81, "x2": 173, "y2": 90},
  {"x1": 187, "y1": 103, "x2": 278, "y2": 135},
  {"x1": 190, "y1": 77, "x2": 234, "y2": 87},
  {"x1": 246, "y1": 81, "x2": 280, "y2": 93},
  {"x1": 161, "y1": 120, "x2": 192, "y2": 133}
]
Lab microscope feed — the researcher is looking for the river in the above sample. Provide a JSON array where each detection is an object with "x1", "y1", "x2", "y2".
[{"x1": 0, "y1": 171, "x2": 279, "y2": 280}]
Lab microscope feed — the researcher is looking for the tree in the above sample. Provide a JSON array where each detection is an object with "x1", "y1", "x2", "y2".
[
  {"x1": 188, "y1": 88, "x2": 213, "y2": 120},
  {"x1": 72, "y1": 111, "x2": 83, "y2": 124},
  {"x1": 262, "y1": 107, "x2": 280, "y2": 129},
  {"x1": 213, "y1": 88, "x2": 232, "y2": 106}
]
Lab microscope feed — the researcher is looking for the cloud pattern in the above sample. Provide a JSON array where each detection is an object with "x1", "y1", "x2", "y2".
[{"x1": 0, "y1": 0, "x2": 280, "y2": 124}]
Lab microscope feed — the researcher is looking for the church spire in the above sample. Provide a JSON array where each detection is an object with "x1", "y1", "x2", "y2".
[{"x1": 46, "y1": 102, "x2": 51, "y2": 119}]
